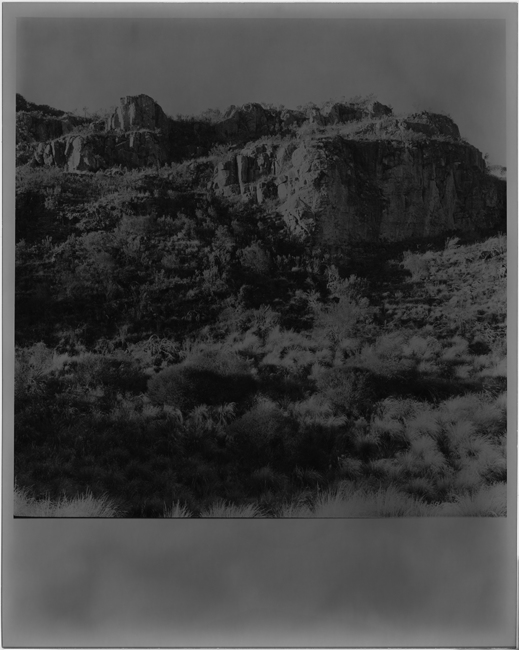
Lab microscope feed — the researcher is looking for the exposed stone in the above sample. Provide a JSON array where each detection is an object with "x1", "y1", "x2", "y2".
[
  {"x1": 211, "y1": 134, "x2": 505, "y2": 245},
  {"x1": 403, "y1": 112, "x2": 460, "y2": 139},
  {"x1": 215, "y1": 103, "x2": 270, "y2": 140},
  {"x1": 367, "y1": 101, "x2": 393, "y2": 118},
  {"x1": 307, "y1": 107, "x2": 327, "y2": 126},
  {"x1": 307, "y1": 101, "x2": 393, "y2": 127},
  {"x1": 17, "y1": 111, "x2": 86, "y2": 143},
  {"x1": 105, "y1": 94, "x2": 170, "y2": 133},
  {"x1": 353, "y1": 112, "x2": 461, "y2": 142},
  {"x1": 64, "y1": 136, "x2": 105, "y2": 172},
  {"x1": 18, "y1": 92, "x2": 505, "y2": 249},
  {"x1": 33, "y1": 129, "x2": 169, "y2": 171},
  {"x1": 213, "y1": 159, "x2": 239, "y2": 196},
  {"x1": 320, "y1": 103, "x2": 364, "y2": 124},
  {"x1": 280, "y1": 109, "x2": 306, "y2": 131}
]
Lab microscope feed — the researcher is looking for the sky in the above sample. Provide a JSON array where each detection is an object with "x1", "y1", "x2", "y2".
[{"x1": 16, "y1": 11, "x2": 508, "y2": 164}]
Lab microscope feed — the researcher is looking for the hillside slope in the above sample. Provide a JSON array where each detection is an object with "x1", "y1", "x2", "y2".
[
  {"x1": 14, "y1": 93, "x2": 507, "y2": 517},
  {"x1": 15, "y1": 233, "x2": 507, "y2": 516}
]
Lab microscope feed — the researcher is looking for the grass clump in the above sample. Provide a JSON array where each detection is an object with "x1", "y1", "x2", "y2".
[
  {"x1": 435, "y1": 483, "x2": 507, "y2": 516},
  {"x1": 14, "y1": 486, "x2": 122, "y2": 517},
  {"x1": 200, "y1": 500, "x2": 264, "y2": 518}
]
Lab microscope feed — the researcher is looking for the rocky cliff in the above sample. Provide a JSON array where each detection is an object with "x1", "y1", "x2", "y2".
[
  {"x1": 16, "y1": 93, "x2": 506, "y2": 247},
  {"x1": 211, "y1": 134, "x2": 504, "y2": 244},
  {"x1": 32, "y1": 129, "x2": 170, "y2": 172}
]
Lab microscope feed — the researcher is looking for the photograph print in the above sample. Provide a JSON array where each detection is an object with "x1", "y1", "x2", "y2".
[{"x1": 13, "y1": 6, "x2": 511, "y2": 518}]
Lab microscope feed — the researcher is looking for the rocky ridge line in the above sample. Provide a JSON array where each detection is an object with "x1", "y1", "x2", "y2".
[{"x1": 16, "y1": 93, "x2": 506, "y2": 246}]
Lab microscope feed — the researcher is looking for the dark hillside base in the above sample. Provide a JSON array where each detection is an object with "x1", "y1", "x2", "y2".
[{"x1": 15, "y1": 230, "x2": 507, "y2": 516}]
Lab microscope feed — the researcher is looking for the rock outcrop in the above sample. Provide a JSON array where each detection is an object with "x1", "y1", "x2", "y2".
[
  {"x1": 17, "y1": 111, "x2": 86, "y2": 143},
  {"x1": 17, "y1": 92, "x2": 506, "y2": 248},
  {"x1": 310, "y1": 100, "x2": 393, "y2": 126},
  {"x1": 33, "y1": 130, "x2": 169, "y2": 172},
  {"x1": 356, "y1": 112, "x2": 461, "y2": 141},
  {"x1": 27, "y1": 95, "x2": 172, "y2": 171},
  {"x1": 211, "y1": 135, "x2": 505, "y2": 244},
  {"x1": 212, "y1": 100, "x2": 394, "y2": 142},
  {"x1": 105, "y1": 94, "x2": 170, "y2": 133},
  {"x1": 214, "y1": 103, "x2": 272, "y2": 140},
  {"x1": 16, "y1": 110, "x2": 90, "y2": 165},
  {"x1": 212, "y1": 102, "x2": 309, "y2": 141}
]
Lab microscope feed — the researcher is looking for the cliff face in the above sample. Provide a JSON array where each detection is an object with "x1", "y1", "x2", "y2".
[
  {"x1": 20, "y1": 95, "x2": 398, "y2": 169},
  {"x1": 33, "y1": 130, "x2": 170, "y2": 171},
  {"x1": 16, "y1": 111, "x2": 90, "y2": 165},
  {"x1": 105, "y1": 94, "x2": 170, "y2": 133},
  {"x1": 211, "y1": 135, "x2": 505, "y2": 244},
  {"x1": 16, "y1": 93, "x2": 506, "y2": 247}
]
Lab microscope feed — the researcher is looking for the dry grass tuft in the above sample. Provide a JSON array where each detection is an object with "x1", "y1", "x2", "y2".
[
  {"x1": 200, "y1": 500, "x2": 264, "y2": 518},
  {"x1": 163, "y1": 502, "x2": 192, "y2": 518},
  {"x1": 14, "y1": 486, "x2": 122, "y2": 517},
  {"x1": 435, "y1": 483, "x2": 506, "y2": 516}
]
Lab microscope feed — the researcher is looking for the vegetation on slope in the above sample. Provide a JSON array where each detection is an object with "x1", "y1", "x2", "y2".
[{"x1": 14, "y1": 158, "x2": 507, "y2": 516}]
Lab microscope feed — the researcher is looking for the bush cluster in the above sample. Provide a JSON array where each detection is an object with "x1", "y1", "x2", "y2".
[{"x1": 15, "y1": 162, "x2": 507, "y2": 516}]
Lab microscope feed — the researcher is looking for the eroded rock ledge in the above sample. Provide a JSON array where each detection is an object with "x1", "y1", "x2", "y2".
[{"x1": 16, "y1": 93, "x2": 506, "y2": 246}]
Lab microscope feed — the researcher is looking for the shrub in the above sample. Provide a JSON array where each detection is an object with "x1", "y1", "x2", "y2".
[
  {"x1": 401, "y1": 335, "x2": 441, "y2": 360},
  {"x1": 14, "y1": 342, "x2": 73, "y2": 401},
  {"x1": 229, "y1": 397, "x2": 286, "y2": 440},
  {"x1": 182, "y1": 348, "x2": 252, "y2": 376},
  {"x1": 63, "y1": 353, "x2": 148, "y2": 395},
  {"x1": 208, "y1": 143, "x2": 235, "y2": 160},
  {"x1": 370, "y1": 416, "x2": 409, "y2": 456},
  {"x1": 226, "y1": 397, "x2": 304, "y2": 472},
  {"x1": 148, "y1": 351, "x2": 257, "y2": 410},
  {"x1": 250, "y1": 465, "x2": 285, "y2": 491},
  {"x1": 316, "y1": 366, "x2": 378, "y2": 416},
  {"x1": 287, "y1": 395, "x2": 345, "y2": 427},
  {"x1": 239, "y1": 243, "x2": 272, "y2": 274},
  {"x1": 260, "y1": 327, "x2": 319, "y2": 375},
  {"x1": 337, "y1": 457, "x2": 364, "y2": 480},
  {"x1": 402, "y1": 250, "x2": 435, "y2": 281},
  {"x1": 310, "y1": 271, "x2": 373, "y2": 342},
  {"x1": 351, "y1": 333, "x2": 415, "y2": 378}
]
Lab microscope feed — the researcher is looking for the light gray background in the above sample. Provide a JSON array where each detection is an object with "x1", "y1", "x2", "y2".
[{"x1": 3, "y1": 3, "x2": 517, "y2": 647}]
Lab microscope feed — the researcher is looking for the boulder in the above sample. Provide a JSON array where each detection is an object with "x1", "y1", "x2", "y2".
[{"x1": 64, "y1": 136, "x2": 104, "y2": 172}]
